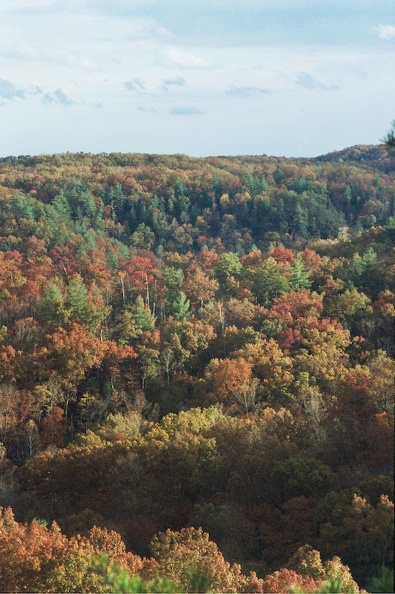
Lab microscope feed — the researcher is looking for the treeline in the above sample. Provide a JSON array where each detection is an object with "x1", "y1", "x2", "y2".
[
  {"x1": 0, "y1": 145, "x2": 394, "y2": 255},
  {"x1": 0, "y1": 147, "x2": 394, "y2": 592}
]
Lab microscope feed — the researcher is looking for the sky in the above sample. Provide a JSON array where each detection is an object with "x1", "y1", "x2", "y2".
[{"x1": 0, "y1": 0, "x2": 394, "y2": 158}]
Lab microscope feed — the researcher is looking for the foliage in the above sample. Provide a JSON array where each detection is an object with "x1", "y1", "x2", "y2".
[
  {"x1": 382, "y1": 120, "x2": 395, "y2": 148},
  {"x1": 0, "y1": 146, "x2": 393, "y2": 592},
  {"x1": 368, "y1": 566, "x2": 394, "y2": 593}
]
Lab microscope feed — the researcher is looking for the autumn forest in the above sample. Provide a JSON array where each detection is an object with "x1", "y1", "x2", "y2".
[{"x1": 0, "y1": 145, "x2": 394, "y2": 593}]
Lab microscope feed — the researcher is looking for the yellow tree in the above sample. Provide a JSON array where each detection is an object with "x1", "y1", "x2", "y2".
[
  {"x1": 151, "y1": 527, "x2": 263, "y2": 593},
  {"x1": 235, "y1": 336, "x2": 294, "y2": 400}
]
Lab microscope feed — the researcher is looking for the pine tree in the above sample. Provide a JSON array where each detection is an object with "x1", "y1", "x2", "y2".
[
  {"x1": 289, "y1": 254, "x2": 311, "y2": 290},
  {"x1": 172, "y1": 291, "x2": 191, "y2": 320},
  {"x1": 133, "y1": 295, "x2": 156, "y2": 331}
]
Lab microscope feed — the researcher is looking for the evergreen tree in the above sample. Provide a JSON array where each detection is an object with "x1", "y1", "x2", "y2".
[
  {"x1": 382, "y1": 120, "x2": 395, "y2": 148},
  {"x1": 172, "y1": 291, "x2": 191, "y2": 321},
  {"x1": 133, "y1": 295, "x2": 156, "y2": 331},
  {"x1": 289, "y1": 254, "x2": 311, "y2": 290},
  {"x1": 65, "y1": 275, "x2": 102, "y2": 331}
]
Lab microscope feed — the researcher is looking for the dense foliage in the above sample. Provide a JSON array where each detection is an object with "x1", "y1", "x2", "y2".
[{"x1": 0, "y1": 145, "x2": 394, "y2": 592}]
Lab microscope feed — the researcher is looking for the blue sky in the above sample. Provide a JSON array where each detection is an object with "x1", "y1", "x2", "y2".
[{"x1": 0, "y1": 0, "x2": 394, "y2": 158}]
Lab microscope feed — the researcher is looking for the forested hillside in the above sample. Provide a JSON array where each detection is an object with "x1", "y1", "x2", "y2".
[{"x1": 0, "y1": 146, "x2": 394, "y2": 593}]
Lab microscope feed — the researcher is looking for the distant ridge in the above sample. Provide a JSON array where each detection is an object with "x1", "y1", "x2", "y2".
[{"x1": 312, "y1": 144, "x2": 393, "y2": 171}]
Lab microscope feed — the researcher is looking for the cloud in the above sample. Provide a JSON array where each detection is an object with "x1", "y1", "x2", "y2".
[
  {"x1": 0, "y1": 80, "x2": 78, "y2": 107},
  {"x1": 124, "y1": 78, "x2": 146, "y2": 92},
  {"x1": 0, "y1": 78, "x2": 26, "y2": 100},
  {"x1": 0, "y1": 40, "x2": 42, "y2": 62},
  {"x1": 0, "y1": 0, "x2": 59, "y2": 15},
  {"x1": 138, "y1": 106, "x2": 158, "y2": 113},
  {"x1": 43, "y1": 89, "x2": 76, "y2": 106},
  {"x1": 162, "y1": 48, "x2": 211, "y2": 69},
  {"x1": 170, "y1": 105, "x2": 202, "y2": 116},
  {"x1": 296, "y1": 72, "x2": 339, "y2": 91},
  {"x1": 29, "y1": 85, "x2": 44, "y2": 96},
  {"x1": 127, "y1": 25, "x2": 173, "y2": 42},
  {"x1": 162, "y1": 76, "x2": 186, "y2": 91},
  {"x1": 296, "y1": 72, "x2": 319, "y2": 89},
  {"x1": 60, "y1": 54, "x2": 99, "y2": 72},
  {"x1": 375, "y1": 24, "x2": 395, "y2": 40},
  {"x1": 226, "y1": 85, "x2": 270, "y2": 98}
]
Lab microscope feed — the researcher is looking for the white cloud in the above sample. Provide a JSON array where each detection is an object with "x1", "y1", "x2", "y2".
[
  {"x1": 127, "y1": 25, "x2": 173, "y2": 42},
  {"x1": 0, "y1": 39, "x2": 42, "y2": 61},
  {"x1": 0, "y1": 0, "x2": 56, "y2": 13},
  {"x1": 59, "y1": 54, "x2": 99, "y2": 72},
  {"x1": 375, "y1": 24, "x2": 395, "y2": 40},
  {"x1": 1, "y1": 2, "x2": 394, "y2": 157},
  {"x1": 161, "y1": 48, "x2": 212, "y2": 69}
]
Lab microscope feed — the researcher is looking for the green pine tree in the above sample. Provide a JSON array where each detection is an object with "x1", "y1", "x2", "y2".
[
  {"x1": 289, "y1": 254, "x2": 311, "y2": 290},
  {"x1": 172, "y1": 291, "x2": 191, "y2": 320}
]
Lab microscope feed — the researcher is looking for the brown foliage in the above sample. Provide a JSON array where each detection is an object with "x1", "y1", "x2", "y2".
[{"x1": 40, "y1": 406, "x2": 66, "y2": 449}]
